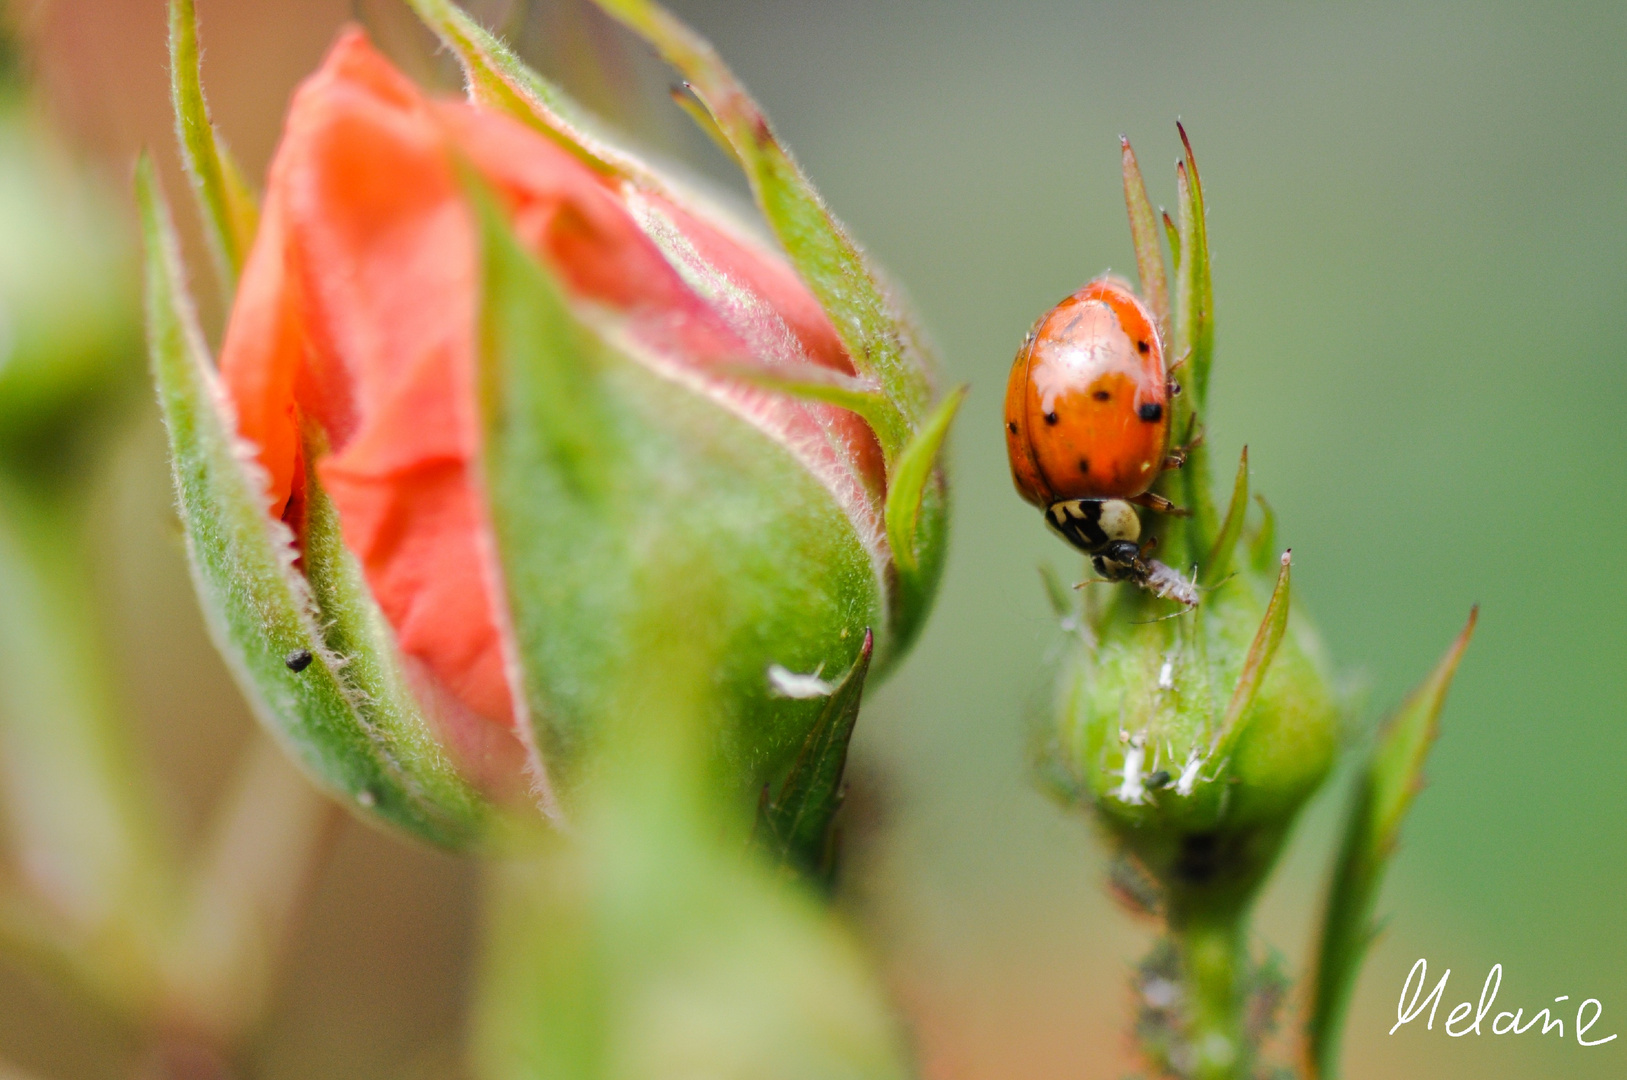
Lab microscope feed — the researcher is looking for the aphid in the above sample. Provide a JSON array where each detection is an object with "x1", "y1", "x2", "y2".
[
  {"x1": 284, "y1": 648, "x2": 313, "y2": 673},
  {"x1": 1116, "y1": 730, "x2": 1149, "y2": 805},
  {"x1": 1006, "y1": 276, "x2": 1194, "y2": 606}
]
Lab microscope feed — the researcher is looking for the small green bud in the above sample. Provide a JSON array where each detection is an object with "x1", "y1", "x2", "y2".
[
  {"x1": 1051, "y1": 548, "x2": 1341, "y2": 913},
  {"x1": 1032, "y1": 130, "x2": 1343, "y2": 923}
]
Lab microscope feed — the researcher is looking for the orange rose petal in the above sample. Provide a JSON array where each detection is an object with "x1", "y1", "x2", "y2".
[{"x1": 224, "y1": 30, "x2": 515, "y2": 731}]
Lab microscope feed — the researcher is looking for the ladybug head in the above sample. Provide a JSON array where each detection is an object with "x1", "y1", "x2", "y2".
[{"x1": 1093, "y1": 540, "x2": 1145, "y2": 582}]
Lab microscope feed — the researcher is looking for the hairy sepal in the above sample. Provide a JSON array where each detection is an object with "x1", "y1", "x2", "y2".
[
  {"x1": 139, "y1": 158, "x2": 490, "y2": 849},
  {"x1": 472, "y1": 182, "x2": 883, "y2": 806}
]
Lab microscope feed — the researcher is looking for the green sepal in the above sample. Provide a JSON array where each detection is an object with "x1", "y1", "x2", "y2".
[
  {"x1": 1162, "y1": 208, "x2": 1182, "y2": 283},
  {"x1": 716, "y1": 361, "x2": 890, "y2": 437},
  {"x1": 137, "y1": 158, "x2": 490, "y2": 849},
  {"x1": 1209, "y1": 551, "x2": 1292, "y2": 765},
  {"x1": 1174, "y1": 123, "x2": 1214, "y2": 412},
  {"x1": 755, "y1": 629, "x2": 872, "y2": 889},
  {"x1": 670, "y1": 81, "x2": 741, "y2": 168},
  {"x1": 1306, "y1": 608, "x2": 1477, "y2": 1080},
  {"x1": 584, "y1": 0, "x2": 931, "y2": 463},
  {"x1": 168, "y1": 0, "x2": 258, "y2": 297},
  {"x1": 882, "y1": 383, "x2": 962, "y2": 662},
  {"x1": 1120, "y1": 137, "x2": 1170, "y2": 336},
  {"x1": 471, "y1": 176, "x2": 882, "y2": 802},
  {"x1": 1171, "y1": 124, "x2": 1223, "y2": 566},
  {"x1": 297, "y1": 431, "x2": 499, "y2": 836},
  {"x1": 885, "y1": 383, "x2": 966, "y2": 576},
  {"x1": 404, "y1": 0, "x2": 652, "y2": 179},
  {"x1": 1203, "y1": 446, "x2": 1250, "y2": 587}
]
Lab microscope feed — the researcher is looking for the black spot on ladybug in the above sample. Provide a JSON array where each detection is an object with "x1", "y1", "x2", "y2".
[
  {"x1": 1078, "y1": 458, "x2": 1090, "y2": 474},
  {"x1": 1007, "y1": 421, "x2": 1019, "y2": 434},
  {"x1": 1093, "y1": 389, "x2": 1111, "y2": 402},
  {"x1": 1044, "y1": 411, "x2": 1059, "y2": 425},
  {"x1": 1138, "y1": 402, "x2": 1163, "y2": 423},
  {"x1": 1137, "y1": 339, "x2": 1150, "y2": 355},
  {"x1": 284, "y1": 648, "x2": 313, "y2": 673}
]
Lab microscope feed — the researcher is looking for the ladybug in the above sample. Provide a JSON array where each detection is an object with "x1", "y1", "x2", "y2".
[{"x1": 1006, "y1": 276, "x2": 1195, "y2": 605}]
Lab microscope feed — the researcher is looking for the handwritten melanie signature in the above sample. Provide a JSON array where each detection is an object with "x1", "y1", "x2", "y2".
[{"x1": 1392, "y1": 959, "x2": 1617, "y2": 1046}]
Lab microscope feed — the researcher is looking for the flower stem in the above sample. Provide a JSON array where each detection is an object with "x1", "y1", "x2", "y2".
[{"x1": 1172, "y1": 908, "x2": 1248, "y2": 1080}]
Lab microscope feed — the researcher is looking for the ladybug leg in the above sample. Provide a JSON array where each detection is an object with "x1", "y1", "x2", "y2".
[
  {"x1": 1164, "y1": 350, "x2": 1192, "y2": 399},
  {"x1": 1130, "y1": 490, "x2": 1191, "y2": 517},
  {"x1": 1161, "y1": 419, "x2": 1206, "y2": 473}
]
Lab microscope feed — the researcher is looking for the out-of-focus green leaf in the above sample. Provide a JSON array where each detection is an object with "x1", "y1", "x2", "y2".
[
  {"x1": 0, "y1": 123, "x2": 137, "y2": 467},
  {"x1": 474, "y1": 614, "x2": 910, "y2": 1080},
  {"x1": 1120, "y1": 137, "x2": 1169, "y2": 336},
  {"x1": 168, "y1": 0, "x2": 258, "y2": 296},
  {"x1": 584, "y1": 0, "x2": 933, "y2": 463},
  {"x1": 1209, "y1": 551, "x2": 1292, "y2": 764},
  {"x1": 1039, "y1": 563, "x2": 1075, "y2": 621},
  {"x1": 1306, "y1": 608, "x2": 1477, "y2": 1080},
  {"x1": 756, "y1": 629, "x2": 872, "y2": 887},
  {"x1": 138, "y1": 157, "x2": 489, "y2": 849},
  {"x1": 0, "y1": 471, "x2": 172, "y2": 1013}
]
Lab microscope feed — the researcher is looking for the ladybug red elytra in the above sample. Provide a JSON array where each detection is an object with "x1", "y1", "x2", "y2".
[
  {"x1": 1005, "y1": 276, "x2": 1173, "y2": 508},
  {"x1": 1005, "y1": 276, "x2": 1195, "y2": 607}
]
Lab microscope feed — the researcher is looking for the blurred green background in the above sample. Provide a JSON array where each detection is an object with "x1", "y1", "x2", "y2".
[{"x1": 6, "y1": 0, "x2": 1623, "y2": 1077}]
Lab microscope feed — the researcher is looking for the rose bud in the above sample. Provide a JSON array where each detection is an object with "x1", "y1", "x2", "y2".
[
  {"x1": 143, "y1": 1, "x2": 961, "y2": 847},
  {"x1": 1029, "y1": 130, "x2": 1344, "y2": 1076}
]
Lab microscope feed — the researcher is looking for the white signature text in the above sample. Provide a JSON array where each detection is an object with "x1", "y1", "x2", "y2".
[{"x1": 1391, "y1": 959, "x2": 1616, "y2": 1046}]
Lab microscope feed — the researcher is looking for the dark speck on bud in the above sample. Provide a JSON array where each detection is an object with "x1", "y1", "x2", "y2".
[{"x1": 284, "y1": 648, "x2": 313, "y2": 673}]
